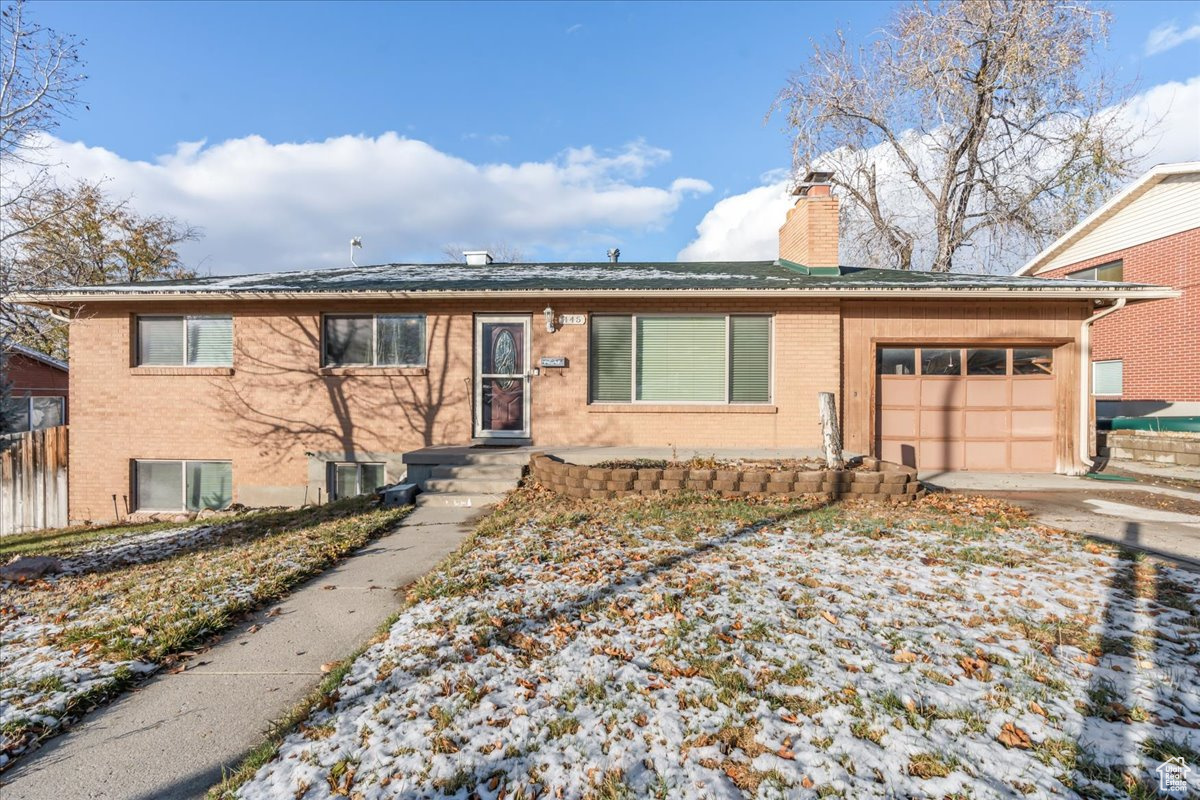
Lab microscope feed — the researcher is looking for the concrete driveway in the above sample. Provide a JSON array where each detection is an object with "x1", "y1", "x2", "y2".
[{"x1": 922, "y1": 472, "x2": 1200, "y2": 567}]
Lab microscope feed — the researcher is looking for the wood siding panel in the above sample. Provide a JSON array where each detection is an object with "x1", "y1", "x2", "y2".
[{"x1": 842, "y1": 300, "x2": 1090, "y2": 473}]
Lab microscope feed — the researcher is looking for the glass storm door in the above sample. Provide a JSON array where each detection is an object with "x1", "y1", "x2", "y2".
[{"x1": 474, "y1": 315, "x2": 531, "y2": 438}]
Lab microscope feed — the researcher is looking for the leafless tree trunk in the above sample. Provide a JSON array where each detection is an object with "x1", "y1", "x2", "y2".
[
  {"x1": 819, "y1": 392, "x2": 844, "y2": 470},
  {"x1": 775, "y1": 0, "x2": 1139, "y2": 273}
]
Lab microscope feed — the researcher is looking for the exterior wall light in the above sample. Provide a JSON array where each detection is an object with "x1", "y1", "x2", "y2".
[{"x1": 544, "y1": 306, "x2": 555, "y2": 333}]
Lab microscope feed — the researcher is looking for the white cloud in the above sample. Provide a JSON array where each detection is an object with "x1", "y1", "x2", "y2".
[
  {"x1": 1145, "y1": 21, "x2": 1200, "y2": 56},
  {"x1": 18, "y1": 134, "x2": 711, "y2": 274},
  {"x1": 678, "y1": 76, "x2": 1200, "y2": 265}
]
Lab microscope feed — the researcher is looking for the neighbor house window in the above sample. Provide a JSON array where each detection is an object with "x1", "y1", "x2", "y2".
[
  {"x1": 134, "y1": 459, "x2": 232, "y2": 512},
  {"x1": 1069, "y1": 260, "x2": 1123, "y2": 282},
  {"x1": 589, "y1": 314, "x2": 771, "y2": 404},
  {"x1": 329, "y1": 462, "x2": 386, "y2": 500},
  {"x1": 1093, "y1": 360, "x2": 1123, "y2": 396},
  {"x1": 2, "y1": 396, "x2": 65, "y2": 433},
  {"x1": 322, "y1": 314, "x2": 426, "y2": 367},
  {"x1": 137, "y1": 316, "x2": 233, "y2": 366}
]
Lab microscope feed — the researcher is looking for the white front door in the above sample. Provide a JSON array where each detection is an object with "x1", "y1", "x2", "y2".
[{"x1": 474, "y1": 315, "x2": 531, "y2": 439}]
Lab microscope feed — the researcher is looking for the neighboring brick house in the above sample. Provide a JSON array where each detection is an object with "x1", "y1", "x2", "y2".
[
  {"x1": 1, "y1": 343, "x2": 69, "y2": 433},
  {"x1": 7, "y1": 174, "x2": 1176, "y2": 522},
  {"x1": 1015, "y1": 161, "x2": 1200, "y2": 418}
]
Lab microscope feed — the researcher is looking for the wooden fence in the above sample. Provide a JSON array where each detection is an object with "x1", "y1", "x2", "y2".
[{"x1": 1, "y1": 426, "x2": 69, "y2": 536}]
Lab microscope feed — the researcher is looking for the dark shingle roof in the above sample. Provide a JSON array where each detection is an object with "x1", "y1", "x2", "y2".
[{"x1": 9, "y1": 262, "x2": 1171, "y2": 299}]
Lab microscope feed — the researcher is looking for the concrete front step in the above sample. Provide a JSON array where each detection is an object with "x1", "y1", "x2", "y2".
[
  {"x1": 423, "y1": 477, "x2": 521, "y2": 493},
  {"x1": 460, "y1": 450, "x2": 538, "y2": 466},
  {"x1": 430, "y1": 464, "x2": 525, "y2": 479},
  {"x1": 416, "y1": 491, "x2": 506, "y2": 508}
]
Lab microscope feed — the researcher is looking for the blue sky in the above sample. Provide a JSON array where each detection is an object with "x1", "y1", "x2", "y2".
[{"x1": 33, "y1": 0, "x2": 1200, "y2": 273}]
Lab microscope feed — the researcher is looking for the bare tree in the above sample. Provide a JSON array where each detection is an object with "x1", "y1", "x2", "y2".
[
  {"x1": 0, "y1": 0, "x2": 87, "y2": 246},
  {"x1": 3, "y1": 181, "x2": 201, "y2": 359},
  {"x1": 775, "y1": 0, "x2": 1138, "y2": 273},
  {"x1": 441, "y1": 242, "x2": 527, "y2": 263}
]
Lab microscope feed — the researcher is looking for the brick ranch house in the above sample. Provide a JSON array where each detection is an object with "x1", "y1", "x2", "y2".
[
  {"x1": 1015, "y1": 161, "x2": 1199, "y2": 419},
  {"x1": 1, "y1": 343, "x2": 69, "y2": 433},
  {"x1": 7, "y1": 176, "x2": 1177, "y2": 523}
]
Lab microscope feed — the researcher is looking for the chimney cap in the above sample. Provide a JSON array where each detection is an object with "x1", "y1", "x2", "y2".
[
  {"x1": 792, "y1": 170, "x2": 835, "y2": 196},
  {"x1": 463, "y1": 250, "x2": 493, "y2": 265}
]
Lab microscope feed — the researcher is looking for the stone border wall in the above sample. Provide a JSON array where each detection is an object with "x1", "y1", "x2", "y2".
[
  {"x1": 1103, "y1": 430, "x2": 1200, "y2": 467},
  {"x1": 529, "y1": 455, "x2": 924, "y2": 504}
]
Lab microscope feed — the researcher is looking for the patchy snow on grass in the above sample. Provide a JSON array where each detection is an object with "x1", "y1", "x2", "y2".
[
  {"x1": 236, "y1": 492, "x2": 1200, "y2": 800},
  {"x1": 0, "y1": 500, "x2": 407, "y2": 767}
]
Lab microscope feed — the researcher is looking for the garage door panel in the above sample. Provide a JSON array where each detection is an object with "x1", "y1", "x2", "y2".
[
  {"x1": 920, "y1": 379, "x2": 965, "y2": 408},
  {"x1": 1011, "y1": 440, "x2": 1055, "y2": 471},
  {"x1": 879, "y1": 409, "x2": 917, "y2": 437},
  {"x1": 1011, "y1": 410, "x2": 1055, "y2": 438},
  {"x1": 965, "y1": 442, "x2": 1008, "y2": 471},
  {"x1": 1013, "y1": 379, "x2": 1054, "y2": 406},
  {"x1": 965, "y1": 410, "x2": 1009, "y2": 437},
  {"x1": 965, "y1": 380, "x2": 1009, "y2": 407},
  {"x1": 919, "y1": 441, "x2": 964, "y2": 471},
  {"x1": 879, "y1": 377, "x2": 918, "y2": 405},
  {"x1": 920, "y1": 409, "x2": 961, "y2": 438}
]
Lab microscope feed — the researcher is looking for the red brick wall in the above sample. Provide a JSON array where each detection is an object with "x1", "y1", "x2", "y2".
[
  {"x1": 1037, "y1": 227, "x2": 1199, "y2": 402},
  {"x1": 5, "y1": 353, "x2": 69, "y2": 396}
]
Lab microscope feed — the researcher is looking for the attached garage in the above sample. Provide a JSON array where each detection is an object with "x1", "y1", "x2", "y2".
[{"x1": 876, "y1": 346, "x2": 1058, "y2": 472}]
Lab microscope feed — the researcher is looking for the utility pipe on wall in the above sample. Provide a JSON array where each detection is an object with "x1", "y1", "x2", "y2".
[{"x1": 1077, "y1": 297, "x2": 1125, "y2": 474}]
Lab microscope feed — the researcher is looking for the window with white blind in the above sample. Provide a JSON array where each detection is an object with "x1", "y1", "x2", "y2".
[
  {"x1": 1093, "y1": 360, "x2": 1123, "y2": 396},
  {"x1": 589, "y1": 314, "x2": 771, "y2": 404},
  {"x1": 322, "y1": 314, "x2": 426, "y2": 367},
  {"x1": 137, "y1": 316, "x2": 233, "y2": 366},
  {"x1": 134, "y1": 459, "x2": 233, "y2": 511}
]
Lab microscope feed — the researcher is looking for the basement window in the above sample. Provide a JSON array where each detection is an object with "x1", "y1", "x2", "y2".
[
  {"x1": 328, "y1": 462, "x2": 386, "y2": 500},
  {"x1": 322, "y1": 314, "x2": 426, "y2": 367},
  {"x1": 134, "y1": 459, "x2": 232, "y2": 512},
  {"x1": 137, "y1": 316, "x2": 233, "y2": 366}
]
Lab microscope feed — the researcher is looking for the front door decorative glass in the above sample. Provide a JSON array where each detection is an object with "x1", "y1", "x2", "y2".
[{"x1": 477, "y1": 317, "x2": 529, "y2": 436}]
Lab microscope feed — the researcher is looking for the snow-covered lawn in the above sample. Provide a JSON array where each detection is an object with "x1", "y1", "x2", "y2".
[
  {"x1": 0, "y1": 498, "x2": 409, "y2": 767},
  {"x1": 233, "y1": 490, "x2": 1200, "y2": 800}
]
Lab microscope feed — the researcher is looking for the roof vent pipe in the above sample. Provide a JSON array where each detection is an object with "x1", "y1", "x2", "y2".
[{"x1": 607, "y1": 248, "x2": 620, "y2": 263}]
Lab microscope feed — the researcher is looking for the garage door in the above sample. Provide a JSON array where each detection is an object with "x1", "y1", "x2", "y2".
[{"x1": 876, "y1": 346, "x2": 1057, "y2": 472}]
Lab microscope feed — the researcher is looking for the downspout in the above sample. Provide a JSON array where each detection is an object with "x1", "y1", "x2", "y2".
[{"x1": 1076, "y1": 298, "x2": 1125, "y2": 474}]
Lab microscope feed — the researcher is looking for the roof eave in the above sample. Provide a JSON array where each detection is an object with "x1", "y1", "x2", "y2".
[{"x1": 5, "y1": 287, "x2": 1181, "y2": 305}]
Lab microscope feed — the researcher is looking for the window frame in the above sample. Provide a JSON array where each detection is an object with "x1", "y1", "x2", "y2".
[
  {"x1": 327, "y1": 461, "x2": 387, "y2": 500},
  {"x1": 320, "y1": 313, "x2": 427, "y2": 368},
  {"x1": 590, "y1": 312, "x2": 774, "y2": 405},
  {"x1": 1092, "y1": 359, "x2": 1123, "y2": 396},
  {"x1": 1068, "y1": 260, "x2": 1123, "y2": 282},
  {"x1": 876, "y1": 346, "x2": 1056, "y2": 378},
  {"x1": 3, "y1": 395, "x2": 66, "y2": 433},
  {"x1": 132, "y1": 458, "x2": 234, "y2": 512},
  {"x1": 135, "y1": 314, "x2": 234, "y2": 367}
]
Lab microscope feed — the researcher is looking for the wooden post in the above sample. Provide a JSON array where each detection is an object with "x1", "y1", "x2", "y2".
[{"x1": 818, "y1": 392, "x2": 844, "y2": 470}]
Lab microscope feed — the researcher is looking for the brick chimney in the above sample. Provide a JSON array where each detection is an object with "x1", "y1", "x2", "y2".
[{"x1": 778, "y1": 170, "x2": 839, "y2": 269}]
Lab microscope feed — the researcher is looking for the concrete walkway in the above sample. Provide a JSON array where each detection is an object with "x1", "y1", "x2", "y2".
[{"x1": 0, "y1": 505, "x2": 477, "y2": 800}]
